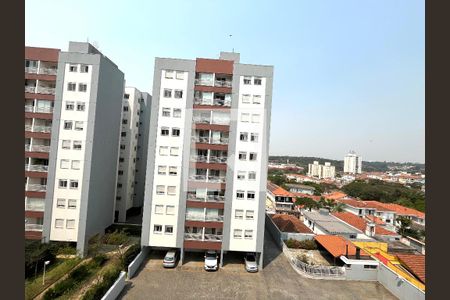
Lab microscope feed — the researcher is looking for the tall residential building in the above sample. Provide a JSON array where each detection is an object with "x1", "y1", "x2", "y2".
[
  {"x1": 43, "y1": 42, "x2": 125, "y2": 256},
  {"x1": 25, "y1": 47, "x2": 61, "y2": 240},
  {"x1": 307, "y1": 161, "x2": 321, "y2": 177},
  {"x1": 115, "y1": 87, "x2": 149, "y2": 223},
  {"x1": 307, "y1": 161, "x2": 335, "y2": 179},
  {"x1": 344, "y1": 151, "x2": 362, "y2": 174},
  {"x1": 141, "y1": 52, "x2": 273, "y2": 267}
]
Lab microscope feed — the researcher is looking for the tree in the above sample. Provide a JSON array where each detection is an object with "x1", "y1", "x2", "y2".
[{"x1": 295, "y1": 197, "x2": 319, "y2": 211}]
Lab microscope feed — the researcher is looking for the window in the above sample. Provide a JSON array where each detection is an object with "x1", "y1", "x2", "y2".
[
  {"x1": 155, "y1": 205, "x2": 164, "y2": 214},
  {"x1": 167, "y1": 186, "x2": 176, "y2": 195},
  {"x1": 250, "y1": 133, "x2": 259, "y2": 142},
  {"x1": 80, "y1": 65, "x2": 89, "y2": 73},
  {"x1": 68, "y1": 199, "x2": 77, "y2": 209},
  {"x1": 240, "y1": 132, "x2": 248, "y2": 142},
  {"x1": 173, "y1": 108, "x2": 182, "y2": 118},
  {"x1": 176, "y1": 71, "x2": 184, "y2": 80},
  {"x1": 67, "y1": 82, "x2": 76, "y2": 91},
  {"x1": 154, "y1": 225, "x2": 162, "y2": 233},
  {"x1": 62, "y1": 140, "x2": 71, "y2": 149},
  {"x1": 71, "y1": 160, "x2": 80, "y2": 170},
  {"x1": 117, "y1": 183, "x2": 122, "y2": 188},
  {"x1": 246, "y1": 210, "x2": 254, "y2": 220},
  {"x1": 116, "y1": 196, "x2": 121, "y2": 201},
  {"x1": 64, "y1": 121, "x2": 73, "y2": 130},
  {"x1": 65, "y1": 101, "x2": 74, "y2": 110},
  {"x1": 251, "y1": 114, "x2": 260, "y2": 123},
  {"x1": 237, "y1": 171, "x2": 246, "y2": 180},
  {"x1": 120, "y1": 144, "x2": 126, "y2": 150},
  {"x1": 57, "y1": 198, "x2": 66, "y2": 208},
  {"x1": 121, "y1": 132, "x2": 126, "y2": 137},
  {"x1": 253, "y1": 95, "x2": 262, "y2": 104},
  {"x1": 249, "y1": 153, "x2": 257, "y2": 161},
  {"x1": 241, "y1": 113, "x2": 250, "y2": 122},
  {"x1": 247, "y1": 191, "x2": 255, "y2": 200},
  {"x1": 66, "y1": 219, "x2": 75, "y2": 229},
  {"x1": 164, "y1": 225, "x2": 173, "y2": 234},
  {"x1": 158, "y1": 165, "x2": 167, "y2": 175},
  {"x1": 159, "y1": 146, "x2": 169, "y2": 156},
  {"x1": 170, "y1": 147, "x2": 179, "y2": 156},
  {"x1": 244, "y1": 230, "x2": 253, "y2": 239},
  {"x1": 163, "y1": 89, "x2": 172, "y2": 98},
  {"x1": 243, "y1": 76, "x2": 251, "y2": 85},
  {"x1": 74, "y1": 121, "x2": 84, "y2": 131},
  {"x1": 242, "y1": 94, "x2": 251, "y2": 104},
  {"x1": 124, "y1": 94, "x2": 130, "y2": 99},
  {"x1": 165, "y1": 70, "x2": 174, "y2": 79},
  {"x1": 172, "y1": 128, "x2": 180, "y2": 137},
  {"x1": 169, "y1": 166, "x2": 177, "y2": 176},
  {"x1": 69, "y1": 64, "x2": 77, "y2": 72},
  {"x1": 78, "y1": 83, "x2": 87, "y2": 92},
  {"x1": 59, "y1": 179, "x2": 68, "y2": 188},
  {"x1": 60, "y1": 159, "x2": 69, "y2": 169},
  {"x1": 55, "y1": 219, "x2": 64, "y2": 228},
  {"x1": 364, "y1": 265, "x2": 377, "y2": 269},
  {"x1": 161, "y1": 108, "x2": 171, "y2": 117},
  {"x1": 236, "y1": 190, "x2": 245, "y2": 199},
  {"x1": 123, "y1": 106, "x2": 129, "y2": 112},
  {"x1": 239, "y1": 152, "x2": 247, "y2": 160},
  {"x1": 161, "y1": 127, "x2": 169, "y2": 136},
  {"x1": 122, "y1": 119, "x2": 128, "y2": 125},
  {"x1": 174, "y1": 90, "x2": 183, "y2": 99},
  {"x1": 76, "y1": 102, "x2": 85, "y2": 111},
  {"x1": 254, "y1": 77, "x2": 262, "y2": 85},
  {"x1": 166, "y1": 205, "x2": 175, "y2": 215},
  {"x1": 248, "y1": 172, "x2": 256, "y2": 180},
  {"x1": 156, "y1": 185, "x2": 165, "y2": 195},
  {"x1": 234, "y1": 229, "x2": 242, "y2": 238},
  {"x1": 70, "y1": 180, "x2": 79, "y2": 189},
  {"x1": 235, "y1": 209, "x2": 244, "y2": 219},
  {"x1": 73, "y1": 141, "x2": 82, "y2": 150},
  {"x1": 349, "y1": 234, "x2": 357, "y2": 239},
  {"x1": 118, "y1": 170, "x2": 123, "y2": 175}
]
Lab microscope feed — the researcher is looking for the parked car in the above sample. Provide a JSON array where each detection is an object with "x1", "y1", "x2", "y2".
[
  {"x1": 204, "y1": 250, "x2": 218, "y2": 271},
  {"x1": 244, "y1": 253, "x2": 258, "y2": 273},
  {"x1": 163, "y1": 250, "x2": 177, "y2": 268}
]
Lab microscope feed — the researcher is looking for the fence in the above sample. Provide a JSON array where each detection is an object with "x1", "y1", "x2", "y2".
[
  {"x1": 127, "y1": 247, "x2": 150, "y2": 279},
  {"x1": 101, "y1": 271, "x2": 126, "y2": 300}
]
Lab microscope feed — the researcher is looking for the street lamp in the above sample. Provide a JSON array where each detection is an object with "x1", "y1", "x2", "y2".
[{"x1": 42, "y1": 260, "x2": 50, "y2": 285}]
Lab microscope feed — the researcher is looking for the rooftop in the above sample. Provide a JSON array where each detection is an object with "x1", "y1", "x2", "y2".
[
  {"x1": 267, "y1": 182, "x2": 294, "y2": 198},
  {"x1": 271, "y1": 214, "x2": 314, "y2": 234},
  {"x1": 285, "y1": 183, "x2": 315, "y2": 191},
  {"x1": 303, "y1": 210, "x2": 360, "y2": 235},
  {"x1": 323, "y1": 191, "x2": 347, "y2": 200},
  {"x1": 314, "y1": 235, "x2": 370, "y2": 258},
  {"x1": 371, "y1": 203, "x2": 425, "y2": 219},
  {"x1": 396, "y1": 254, "x2": 425, "y2": 284},
  {"x1": 332, "y1": 212, "x2": 398, "y2": 236}
]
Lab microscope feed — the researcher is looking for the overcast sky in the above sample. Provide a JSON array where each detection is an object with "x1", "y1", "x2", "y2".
[{"x1": 25, "y1": 0, "x2": 425, "y2": 163}]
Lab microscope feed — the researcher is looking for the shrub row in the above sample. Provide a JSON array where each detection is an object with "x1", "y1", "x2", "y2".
[
  {"x1": 81, "y1": 267, "x2": 122, "y2": 300},
  {"x1": 285, "y1": 239, "x2": 318, "y2": 250},
  {"x1": 122, "y1": 244, "x2": 141, "y2": 269}
]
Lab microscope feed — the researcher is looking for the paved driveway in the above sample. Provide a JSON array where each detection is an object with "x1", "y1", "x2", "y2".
[{"x1": 119, "y1": 229, "x2": 397, "y2": 300}]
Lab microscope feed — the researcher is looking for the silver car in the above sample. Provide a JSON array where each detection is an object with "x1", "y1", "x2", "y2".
[
  {"x1": 244, "y1": 253, "x2": 258, "y2": 273},
  {"x1": 163, "y1": 250, "x2": 177, "y2": 268},
  {"x1": 204, "y1": 251, "x2": 218, "y2": 271}
]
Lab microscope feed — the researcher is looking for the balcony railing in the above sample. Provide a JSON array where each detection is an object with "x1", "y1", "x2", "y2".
[
  {"x1": 25, "y1": 144, "x2": 31, "y2": 151},
  {"x1": 184, "y1": 233, "x2": 203, "y2": 240},
  {"x1": 25, "y1": 67, "x2": 38, "y2": 74},
  {"x1": 26, "y1": 184, "x2": 47, "y2": 192},
  {"x1": 189, "y1": 174, "x2": 226, "y2": 183},
  {"x1": 35, "y1": 107, "x2": 53, "y2": 113},
  {"x1": 194, "y1": 97, "x2": 231, "y2": 107},
  {"x1": 192, "y1": 136, "x2": 209, "y2": 143},
  {"x1": 25, "y1": 164, "x2": 48, "y2": 172},
  {"x1": 25, "y1": 105, "x2": 34, "y2": 112},
  {"x1": 209, "y1": 156, "x2": 227, "y2": 163},
  {"x1": 32, "y1": 125, "x2": 52, "y2": 133},
  {"x1": 29, "y1": 145, "x2": 51, "y2": 152},
  {"x1": 187, "y1": 194, "x2": 225, "y2": 203},
  {"x1": 211, "y1": 118, "x2": 230, "y2": 126},
  {"x1": 185, "y1": 214, "x2": 224, "y2": 222},
  {"x1": 191, "y1": 155, "x2": 208, "y2": 163},
  {"x1": 204, "y1": 234, "x2": 223, "y2": 241},
  {"x1": 193, "y1": 116, "x2": 211, "y2": 124},
  {"x1": 206, "y1": 215, "x2": 224, "y2": 222},
  {"x1": 25, "y1": 203, "x2": 45, "y2": 211},
  {"x1": 39, "y1": 68, "x2": 57, "y2": 75},
  {"x1": 184, "y1": 233, "x2": 222, "y2": 242},
  {"x1": 25, "y1": 86, "x2": 36, "y2": 93},
  {"x1": 192, "y1": 136, "x2": 228, "y2": 145},
  {"x1": 25, "y1": 124, "x2": 32, "y2": 131},
  {"x1": 195, "y1": 79, "x2": 214, "y2": 86},
  {"x1": 36, "y1": 86, "x2": 55, "y2": 95},
  {"x1": 25, "y1": 224, "x2": 43, "y2": 231},
  {"x1": 214, "y1": 80, "x2": 232, "y2": 88}
]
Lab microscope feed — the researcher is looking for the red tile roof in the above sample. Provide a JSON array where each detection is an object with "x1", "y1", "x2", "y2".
[
  {"x1": 365, "y1": 215, "x2": 385, "y2": 225},
  {"x1": 323, "y1": 191, "x2": 347, "y2": 200},
  {"x1": 372, "y1": 203, "x2": 425, "y2": 219},
  {"x1": 396, "y1": 254, "x2": 426, "y2": 283},
  {"x1": 291, "y1": 192, "x2": 321, "y2": 202},
  {"x1": 267, "y1": 182, "x2": 294, "y2": 197},
  {"x1": 332, "y1": 212, "x2": 398, "y2": 236},
  {"x1": 362, "y1": 200, "x2": 395, "y2": 212},
  {"x1": 271, "y1": 214, "x2": 314, "y2": 234},
  {"x1": 314, "y1": 235, "x2": 369, "y2": 258}
]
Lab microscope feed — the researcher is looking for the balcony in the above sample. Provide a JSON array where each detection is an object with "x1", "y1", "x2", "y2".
[
  {"x1": 25, "y1": 105, "x2": 33, "y2": 112},
  {"x1": 26, "y1": 106, "x2": 53, "y2": 113},
  {"x1": 32, "y1": 125, "x2": 52, "y2": 133},
  {"x1": 26, "y1": 184, "x2": 47, "y2": 192},
  {"x1": 192, "y1": 136, "x2": 229, "y2": 145},
  {"x1": 189, "y1": 174, "x2": 226, "y2": 183},
  {"x1": 25, "y1": 144, "x2": 31, "y2": 151},
  {"x1": 214, "y1": 80, "x2": 232, "y2": 88},
  {"x1": 27, "y1": 145, "x2": 51, "y2": 153},
  {"x1": 25, "y1": 86, "x2": 36, "y2": 93},
  {"x1": 36, "y1": 86, "x2": 55, "y2": 95},
  {"x1": 194, "y1": 97, "x2": 231, "y2": 107},
  {"x1": 195, "y1": 79, "x2": 214, "y2": 86},
  {"x1": 190, "y1": 155, "x2": 227, "y2": 164},
  {"x1": 25, "y1": 124, "x2": 32, "y2": 131},
  {"x1": 39, "y1": 68, "x2": 57, "y2": 75},
  {"x1": 25, "y1": 164, "x2": 48, "y2": 172},
  {"x1": 185, "y1": 214, "x2": 224, "y2": 222},
  {"x1": 184, "y1": 233, "x2": 222, "y2": 242},
  {"x1": 193, "y1": 116, "x2": 210, "y2": 124},
  {"x1": 187, "y1": 194, "x2": 225, "y2": 203},
  {"x1": 25, "y1": 67, "x2": 38, "y2": 74},
  {"x1": 25, "y1": 203, "x2": 45, "y2": 212},
  {"x1": 25, "y1": 224, "x2": 43, "y2": 231}
]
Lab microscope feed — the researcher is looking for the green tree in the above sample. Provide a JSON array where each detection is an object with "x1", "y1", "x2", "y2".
[{"x1": 295, "y1": 197, "x2": 319, "y2": 211}]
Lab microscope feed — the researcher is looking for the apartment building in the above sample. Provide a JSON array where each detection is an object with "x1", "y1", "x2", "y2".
[
  {"x1": 114, "y1": 87, "x2": 152, "y2": 222},
  {"x1": 308, "y1": 161, "x2": 336, "y2": 179},
  {"x1": 43, "y1": 42, "x2": 125, "y2": 256},
  {"x1": 25, "y1": 47, "x2": 60, "y2": 240},
  {"x1": 307, "y1": 161, "x2": 321, "y2": 177},
  {"x1": 344, "y1": 151, "x2": 362, "y2": 174},
  {"x1": 141, "y1": 52, "x2": 273, "y2": 267}
]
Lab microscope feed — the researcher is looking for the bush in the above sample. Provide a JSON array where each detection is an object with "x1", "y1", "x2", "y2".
[
  {"x1": 285, "y1": 239, "x2": 318, "y2": 250},
  {"x1": 82, "y1": 267, "x2": 122, "y2": 300},
  {"x1": 25, "y1": 241, "x2": 58, "y2": 279},
  {"x1": 92, "y1": 254, "x2": 108, "y2": 267},
  {"x1": 122, "y1": 244, "x2": 141, "y2": 269},
  {"x1": 106, "y1": 224, "x2": 142, "y2": 237},
  {"x1": 103, "y1": 230, "x2": 129, "y2": 245}
]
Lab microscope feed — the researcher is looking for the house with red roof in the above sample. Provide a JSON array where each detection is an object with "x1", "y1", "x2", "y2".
[{"x1": 267, "y1": 181, "x2": 295, "y2": 211}]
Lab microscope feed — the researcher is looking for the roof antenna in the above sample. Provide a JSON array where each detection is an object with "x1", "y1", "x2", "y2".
[{"x1": 229, "y1": 34, "x2": 234, "y2": 52}]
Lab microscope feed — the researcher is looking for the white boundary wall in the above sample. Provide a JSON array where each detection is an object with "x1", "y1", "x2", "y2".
[
  {"x1": 101, "y1": 271, "x2": 126, "y2": 300},
  {"x1": 127, "y1": 247, "x2": 150, "y2": 279}
]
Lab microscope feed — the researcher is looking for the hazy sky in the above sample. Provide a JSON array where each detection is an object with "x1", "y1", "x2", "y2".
[{"x1": 25, "y1": 0, "x2": 425, "y2": 163}]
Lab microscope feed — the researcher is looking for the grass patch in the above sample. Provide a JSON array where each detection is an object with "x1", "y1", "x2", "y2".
[
  {"x1": 285, "y1": 239, "x2": 318, "y2": 250},
  {"x1": 25, "y1": 258, "x2": 81, "y2": 300}
]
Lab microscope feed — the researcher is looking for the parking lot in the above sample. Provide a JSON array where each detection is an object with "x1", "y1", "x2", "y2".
[{"x1": 119, "y1": 230, "x2": 397, "y2": 300}]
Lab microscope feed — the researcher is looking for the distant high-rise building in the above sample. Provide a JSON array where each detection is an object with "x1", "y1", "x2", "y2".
[
  {"x1": 307, "y1": 161, "x2": 321, "y2": 177},
  {"x1": 308, "y1": 161, "x2": 335, "y2": 179},
  {"x1": 344, "y1": 151, "x2": 362, "y2": 174}
]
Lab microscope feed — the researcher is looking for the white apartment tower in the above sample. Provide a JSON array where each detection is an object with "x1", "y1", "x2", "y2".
[
  {"x1": 308, "y1": 161, "x2": 336, "y2": 179},
  {"x1": 307, "y1": 161, "x2": 321, "y2": 177},
  {"x1": 43, "y1": 42, "x2": 125, "y2": 256},
  {"x1": 344, "y1": 151, "x2": 362, "y2": 174},
  {"x1": 141, "y1": 52, "x2": 273, "y2": 267}
]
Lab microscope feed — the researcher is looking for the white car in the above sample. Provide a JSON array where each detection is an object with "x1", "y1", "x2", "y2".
[
  {"x1": 163, "y1": 250, "x2": 177, "y2": 268},
  {"x1": 204, "y1": 251, "x2": 218, "y2": 271},
  {"x1": 244, "y1": 253, "x2": 258, "y2": 273}
]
